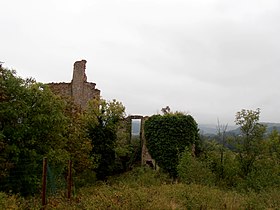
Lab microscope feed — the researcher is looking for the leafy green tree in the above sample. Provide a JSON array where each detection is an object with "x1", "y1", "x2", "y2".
[
  {"x1": 243, "y1": 129, "x2": 280, "y2": 191},
  {"x1": 84, "y1": 99, "x2": 126, "y2": 180},
  {"x1": 267, "y1": 129, "x2": 280, "y2": 161},
  {"x1": 61, "y1": 98, "x2": 93, "y2": 174},
  {"x1": 0, "y1": 67, "x2": 68, "y2": 195},
  {"x1": 234, "y1": 108, "x2": 266, "y2": 177},
  {"x1": 144, "y1": 112, "x2": 199, "y2": 177}
]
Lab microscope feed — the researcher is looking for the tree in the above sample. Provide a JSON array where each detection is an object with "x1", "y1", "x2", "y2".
[
  {"x1": 267, "y1": 129, "x2": 280, "y2": 161},
  {"x1": 61, "y1": 98, "x2": 93, "y2": 174},
  {"x1": 144, "y1": 112, "x2": 199, "y2": 178},
  {"x1": 0, "y1": 67, "x2": 68, "y2": 195},
  {"x1": 216, "y1": 120, "x2": 228, "y2": 179},
  {"x1": 84, "y1": 99, "x2": 126, "y2": 180},
  {"x1": 234, "y1": 108, "x2": 266, "y2": 177}
]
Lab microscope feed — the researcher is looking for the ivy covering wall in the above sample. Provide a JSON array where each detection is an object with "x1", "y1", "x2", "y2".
[{"x1": 144, "y1": 113, "x2": 199, "y2": 177}]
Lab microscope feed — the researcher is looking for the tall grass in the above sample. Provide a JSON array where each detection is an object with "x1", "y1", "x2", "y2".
[{"x1": 1, "y1": 167, "x2": 280, "y2": 209}]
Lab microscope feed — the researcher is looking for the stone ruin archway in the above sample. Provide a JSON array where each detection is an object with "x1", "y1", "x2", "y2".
[{"x1": 126, "y1": 115, "x2": 155, "y2": 168}]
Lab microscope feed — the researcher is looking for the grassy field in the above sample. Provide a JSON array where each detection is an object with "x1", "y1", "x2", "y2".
[{"x1": 1, "y1": 167, "x2": 280, "y2": 209}]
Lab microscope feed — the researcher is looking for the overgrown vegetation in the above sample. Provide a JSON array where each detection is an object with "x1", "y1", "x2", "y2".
[
  {"x1": 1, "y1": 67, "x2": 280, "y2": 209},
  {"x1": 144, "y1": 112, "x2": 199, "y2": 177},
  {"x1": 178, "y1": 108, "x2": 280, "y2": 192},
  {"x1": 0, "y1": 67, "x2": 134, "y2": 195},
  {"x1": 84, "y1": 98, "x2": 128, "y2": 180},
  {"x1": 0, "y1": 68, "x2": 69, "y2": 195},
  {"x1": 1, "y1": 167, "x2": 280, "y2": 209}
]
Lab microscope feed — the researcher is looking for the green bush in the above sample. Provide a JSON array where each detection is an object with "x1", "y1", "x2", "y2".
[
  {"x1": 237, "y1": 157, "x2": 280, "y2": 191},
  {"x1": 198, "y1": 142, "x2": 240, "y2": 188},
  {"x1": 0, "y1": 192, "x2": 19, "y2": 209},
  {"x1": 177, "y1": 148, "x2": 215, "y2": 185},
  {"x1": 107, "y1": 166, "x2": 171, "y2": 188},
  {"x1": 144, "y1": 113, "x2": 199, "y2": 177}
]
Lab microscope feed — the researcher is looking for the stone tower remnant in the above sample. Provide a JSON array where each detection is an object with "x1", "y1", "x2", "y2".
[{"x1": 48, "y1": 60, "x2": 100, "y2": 110}]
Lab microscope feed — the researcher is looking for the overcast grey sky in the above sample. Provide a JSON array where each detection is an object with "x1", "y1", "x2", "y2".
[{"x1": 1, "y1": 0, "x2": 280, "y2": 125}]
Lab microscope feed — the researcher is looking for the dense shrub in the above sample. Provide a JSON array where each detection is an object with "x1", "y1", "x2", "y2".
[
  {"x1": 144, "y1": 113, "x2": 199, "y2": 177},
  {"x1": 177, "y1": 148, "x2": 215, "y2": 185}
]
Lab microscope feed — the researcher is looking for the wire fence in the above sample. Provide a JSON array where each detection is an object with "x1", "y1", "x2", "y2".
[
  {"x1": 0, "y1": 157, "x2": 74, "y2": 207},
  {"x1": 42, "y1": 158, "x2": 73, "y2": 208},
  {"x1": 46, "y1": 162, "x2": 67, "y2": 195}
]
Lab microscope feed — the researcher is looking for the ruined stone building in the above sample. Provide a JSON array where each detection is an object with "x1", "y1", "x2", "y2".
[
  {"x1": 48, "y1": 60, "x2": 100, "y2": 110},
  {"x1": 48, "y1": 60, "x2": 154, "y2": 167}
]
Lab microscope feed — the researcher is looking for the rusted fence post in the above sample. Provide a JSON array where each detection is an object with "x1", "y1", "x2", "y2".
[
  {"x1": 67, "y1": 160, "x2": 72, "y2": 200},
  {"x1": 41, "y1": 157, "x2": 47, "y2": 209}
]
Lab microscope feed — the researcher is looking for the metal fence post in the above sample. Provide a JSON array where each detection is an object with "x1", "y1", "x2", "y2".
[
  {"x1": 42, "y1": 157, "x2": 47, "y2": 209},
  {"x1": 67, "y1": 160, "x2": 72, "y2": 200}
]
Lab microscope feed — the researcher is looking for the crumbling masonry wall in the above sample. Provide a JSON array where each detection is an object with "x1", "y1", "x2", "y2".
[
  {"x1": 48, "y1": 60, "x2": 100, "y2": 110},
  {"x1": 126, "y1": 115, "x2": 155, "y2": 168}
]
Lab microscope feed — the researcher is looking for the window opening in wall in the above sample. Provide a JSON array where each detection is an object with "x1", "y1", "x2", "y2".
[{"x1": 131, "y1": 119, "x2": 141, "y2": 142}]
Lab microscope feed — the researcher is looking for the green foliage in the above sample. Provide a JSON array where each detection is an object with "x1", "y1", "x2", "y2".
[
  {"x1": 195, "y1": 140, "x2": 240, "y2": 188},
  {"x1": 267, "y1": 129, "x2": 280, "y2": 161},
  {"x1": 0, "y1": 67, "x2": 68, "y2": 195},
  {"x1": 114, "y1": 132, "x2": 141, "y2": 172},
  {"x1": 108, "y1": 166, "x2": 171, "y2": 188},
  {"x1": 144, "y1": 113, "x2": 199, "y2": 177},
  {"x1": 177, "y1": 148, "x2": 215, "y2": 185},
  {"x1": 240, "y1": 157, "x2": 280, "y2": 191},
  {"x1": 189, "y1": 109, "x2": 280, "y2": 192},
  {"x1": 0, "y1": 192, "x2": 19, "y2": 209},
  {"x1": 234, "y1": 108, "x2": 266, "y2": 177},
  {"x1": 2, "y1": 168, "x2": 280, "y2": 209},
  {"x1": 238, "y1": 129, "x2": 280, "y2": 191},
  {"x1": 84, "y1": 99, "x2": 126, "y2": 180},
  {"x1": 62, "y1": 98, "x2": 93, "y2": 174}
]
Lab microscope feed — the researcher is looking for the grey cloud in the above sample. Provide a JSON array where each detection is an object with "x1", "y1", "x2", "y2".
[{"x1": 2, "y1": 0, "x2": 280, "y2": 124}]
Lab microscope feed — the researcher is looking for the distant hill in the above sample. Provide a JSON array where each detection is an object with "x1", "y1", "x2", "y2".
[
  {"x1": 227, "y1": 122, "x2": 280, "y2": 136},
  {"x1": 265, "y1": 123, "x2": 280, "y2": 133},
  {"x1": 132, "y1": 121, "x2": 280, "y2": 136},
  {"x1": 198, "y1": 124, "x2": 237, "y2": 135}
]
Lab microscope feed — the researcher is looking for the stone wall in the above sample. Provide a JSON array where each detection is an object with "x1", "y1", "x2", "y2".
[
  {"x1": 126, "y1": 115, "x2": 155, "y2": 168},
  {"x1": 48, "y1": 60, "x2": 100, "y2": 110}
]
